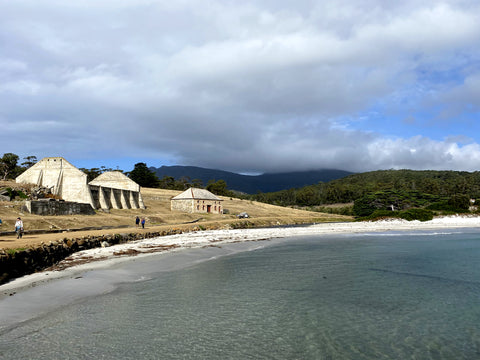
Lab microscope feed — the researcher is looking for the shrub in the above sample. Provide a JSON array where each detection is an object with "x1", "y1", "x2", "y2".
[
  {"x1": 356, "y1": 208, "x2": 433, "y2": 222},
  {"x1": 356, "y1": 210, "x2": 397, "y2": 221},
  {"x1": 398, "y1": 208, "x2": 433, "y2": 222},
  {"x1": 427, "y1": 199, "x2": 470, "y2": 213}
]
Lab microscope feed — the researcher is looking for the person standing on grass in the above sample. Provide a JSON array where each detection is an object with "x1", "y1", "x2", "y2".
[
  {"x1": 135, "y1": 216, "x2": 140, "y2": 228},
  {"x1": 141, "y1": 217, "x2": 145, "y2": 229},
  {"x1": 15, "y1": 217, "x2": 24, "y2": 239}
]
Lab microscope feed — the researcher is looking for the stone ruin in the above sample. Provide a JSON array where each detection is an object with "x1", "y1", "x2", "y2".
[{"x1": 15, "y1": 157, "x2": 146, "y2": 215}]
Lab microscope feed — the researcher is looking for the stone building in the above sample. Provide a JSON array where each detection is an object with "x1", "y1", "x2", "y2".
[
  {"x1": 171, "y1": 187, "x2": 223, "y2": 214},
  {"x1": 16, "y1": 157, "x2": 145, "y2": 211},
  {"x1": 16, "y1": 157, "x2": 94, "y2": 205},
  {"x1": 89, "y1": 171, "x2": 145, "y2": 210}
]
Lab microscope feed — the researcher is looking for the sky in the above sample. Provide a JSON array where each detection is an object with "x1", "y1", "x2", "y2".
[{"x1": 1, "y1": 0, "x2": 480, "y2": 174}]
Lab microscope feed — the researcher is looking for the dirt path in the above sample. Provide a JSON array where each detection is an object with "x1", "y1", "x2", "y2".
[
  {"x1": 0, "y1": 216, "x2": 324, "y2": 250},
  {"x1": 0, "y1": 224, "x2": 206, "y2": 250}
]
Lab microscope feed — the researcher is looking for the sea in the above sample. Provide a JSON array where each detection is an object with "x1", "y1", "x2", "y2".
[{"x1": 1, "y1": 228, "x2": 479, "y2": 359}]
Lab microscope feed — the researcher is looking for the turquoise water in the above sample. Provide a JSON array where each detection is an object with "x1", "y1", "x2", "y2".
[{"x1": 1, "y1": 230, "x2": 480, "y2": 359}]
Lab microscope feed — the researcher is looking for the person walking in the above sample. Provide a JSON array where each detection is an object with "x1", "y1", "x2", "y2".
[
  {"x1": 141, "y1": 217, "x2": 145, "y2": 229},
  {"x1": 135, "y1": 216, "x2": 140, "y2": 228},
  {"x1": 15, "y1": 217, "x2": 24, "y2": 239}
]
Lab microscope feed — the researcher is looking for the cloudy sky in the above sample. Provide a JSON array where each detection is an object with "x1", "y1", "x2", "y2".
[{"x1": 1, "y1": 0, "x2": 480, "y2": 174}]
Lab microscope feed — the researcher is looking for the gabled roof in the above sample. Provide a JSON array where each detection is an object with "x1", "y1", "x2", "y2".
[{"x1": 171, "y1": 187, "x2": 222, "y2": 201}]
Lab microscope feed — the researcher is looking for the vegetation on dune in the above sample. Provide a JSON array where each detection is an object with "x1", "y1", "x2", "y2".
[
  {"x1": 356, "y1": 208, "x2": 434, "y2": 222},
  {"x1": 352, "y1": 190, "x2": 470, "y2": 217},
  {"x1": 247, "y1": 169, "x2": 479, "y2": 220},
  {"x1": 250, "y1": 170, "x2": 480, "y2": 206}
]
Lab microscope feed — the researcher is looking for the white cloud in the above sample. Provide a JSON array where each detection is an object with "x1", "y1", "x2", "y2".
[{"x1": 365, "y1": 136, "x2": 480, "y2": 172}]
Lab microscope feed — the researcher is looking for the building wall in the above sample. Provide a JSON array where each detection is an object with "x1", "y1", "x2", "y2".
[
  {"x1": 89, "y1": 185, "x2": 145, "y2": 210},
  {"x1": 171, "y1": 199, "x2": 223, "y2": 214},
  {"x1": 171, "y1": 199, "x2": 194, "y2": 213},
  {"x1": 24, "y1": 200, "x2": 96, "y2": 216}
]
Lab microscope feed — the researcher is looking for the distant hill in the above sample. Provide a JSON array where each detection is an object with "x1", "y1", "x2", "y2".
[{"x1": 150, "y1": 165, "x2": 353, "y2": 194}]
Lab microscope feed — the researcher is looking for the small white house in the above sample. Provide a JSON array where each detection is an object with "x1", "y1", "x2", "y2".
[{"x1": 171, "y1": 188, "x2": 223, "y2": 214}]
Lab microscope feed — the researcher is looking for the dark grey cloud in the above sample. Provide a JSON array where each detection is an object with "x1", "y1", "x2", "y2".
[{"x1": 1, "y1": 0, "x2": 480, "y2": 173}]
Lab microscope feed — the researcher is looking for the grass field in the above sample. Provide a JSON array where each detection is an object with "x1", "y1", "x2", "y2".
[{"x1": 0, "y1": 180, "x2": 352, "y2": 236}]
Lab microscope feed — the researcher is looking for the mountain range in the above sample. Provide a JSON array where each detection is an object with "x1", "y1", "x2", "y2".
[{"x1": 150, "y1": 165, "x2": 353, "y2": 194}]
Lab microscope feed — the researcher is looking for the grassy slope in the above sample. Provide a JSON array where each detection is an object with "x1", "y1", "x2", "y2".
[{"x1": 0, "y1": 181, "x2": 352, "y2": 234}]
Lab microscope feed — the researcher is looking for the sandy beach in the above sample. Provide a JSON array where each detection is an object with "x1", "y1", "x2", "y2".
[{"x1": 2, "y1": 214, "x2": 480, "y2": 294}]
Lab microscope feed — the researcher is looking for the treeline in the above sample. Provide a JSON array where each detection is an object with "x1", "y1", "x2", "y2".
[{"x1": 249, "y1": 170, "x2": 480, "y2": 207}]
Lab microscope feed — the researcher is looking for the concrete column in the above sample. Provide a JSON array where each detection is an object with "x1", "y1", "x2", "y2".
[
  {"x1": 138, "y1": 192, "x2": 146, "y2": 209},
  {"x1": 36, "y1": 170, "x2": 43, "y2": 186},
  {"x1": 54, "y1": 169, "x2": 64, "y2": 197},
  {"x1": 120, "y1": 190, "x2": 130, "y2": 209},
  {"x1": 103, "y1": 188, "x2": 112, "y2": 209},
  {"x1": 98, "y1": 186, "x2": 109, "y2": 210},
  {"x1": 110, "y1": 189, "x2": 121, "y2": 209},
  {"x1": 129, "y1": 191, "x2": 139, "y2": 209}
]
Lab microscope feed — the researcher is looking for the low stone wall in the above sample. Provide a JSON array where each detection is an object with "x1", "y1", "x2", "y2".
[{"x1": 24, "y1": 199, "x2": 96, "y2": 215}]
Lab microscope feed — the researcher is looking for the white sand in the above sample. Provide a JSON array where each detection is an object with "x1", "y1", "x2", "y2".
[{"x1": 2, "y1": 215, "x2": 480, "y2": 292}]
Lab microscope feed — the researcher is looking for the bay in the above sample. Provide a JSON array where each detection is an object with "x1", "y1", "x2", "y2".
[{"x1": 1, "y1": 230, "x2": 480, "y2": 359}]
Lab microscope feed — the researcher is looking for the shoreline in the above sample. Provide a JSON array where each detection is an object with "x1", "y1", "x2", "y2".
[{"x1": 2, "y1": 215, "x2": 480, "y2": 296}]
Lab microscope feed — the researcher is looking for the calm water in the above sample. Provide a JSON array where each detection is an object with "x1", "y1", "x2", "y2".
[{"x1": 1, "y1": 230, "x2": 480, "y2": 359}]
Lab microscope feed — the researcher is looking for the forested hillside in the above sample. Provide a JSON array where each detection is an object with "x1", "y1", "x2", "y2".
[
  {"x1": 250, "y1": 170, "x2": 480, "y2": 216},
  {"x1": 151, "y1": 165, "x2": 352, "y2": 193}
]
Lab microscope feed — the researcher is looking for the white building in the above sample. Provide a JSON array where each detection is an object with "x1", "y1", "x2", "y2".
[{"x1": 16, "y1": 157, "x2": 145, "y2": 210}]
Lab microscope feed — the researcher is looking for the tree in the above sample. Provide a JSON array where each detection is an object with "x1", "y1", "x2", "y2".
[
  {"x1": 79, "y1": 165, "x2": 124, "y2": 182},
  {"x1": 127, "y1": 163, "x2": 160, "y2": 187},
  {"x1": 448, "y1": 194, "x2": 470, "y2": 211},
  {"x1": 0, "y1": 153, "x2": 20, "y2": 180},
  {"x1": 21, "y1": 155, "x2": 38, "y2": 169},
  {"x1": 191, "y1": 178, "x2": 203, "y2": 188},
  {"x1": 80, "y1": 167, "x2": 103, "y2": 182},
  {"x1": 158, "y1": 175, "x2": 177, "y2": 189},
  {"x1": 206, "y1": 179, "x2": 231, "y2": 196}
]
